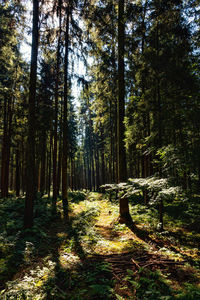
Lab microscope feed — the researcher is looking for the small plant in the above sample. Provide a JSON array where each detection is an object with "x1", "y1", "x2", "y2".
[{"x1": 24, "y1": 241, "x2": 35, "y2": 264}]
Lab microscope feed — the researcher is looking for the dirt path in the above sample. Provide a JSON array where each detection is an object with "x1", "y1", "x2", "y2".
[{"x1": 67, "y1": 196, "x2": 200, "y2": 299}]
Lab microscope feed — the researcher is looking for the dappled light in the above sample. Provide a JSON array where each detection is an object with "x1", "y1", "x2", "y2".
[{"x1": 1, "y1": 192, "x2": 200, "y2": 299}]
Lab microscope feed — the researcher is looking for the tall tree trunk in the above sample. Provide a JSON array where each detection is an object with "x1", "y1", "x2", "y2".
[
  {"x1": 91, "y1": 152, "x2": 95, "y2": 191},
  {"x1": 101, "y1": 148, "x2": 105, "y2": 186},
  {"x1": 109, "y1": 98, "x2": 113, "y2": 183},
  {"x1": 115, "y1": 97, "x2": 118, "y2": 183},
  {"x1": 1, "y1": 94, "x2": 13, "y2": 198},
  {"x1": 100, "y1": 126, "x2": 105, "y2": 187},
  {"x1": 6, "y1": 90, "x2": 14, "y2": 196},
  {"x1": 118, "y1": 0, "x2": 132, "y2": 223},
  {"x1": 87, "y1": 152, "x2": 92, "y2": 191},
  {"x1": 57, "y1": 130, "x2": 62, "y2": 195},
  {"x1": 24, "y1": 0, "x2": 39, "y2": 229},
  {"x1": 71, "y1": 158, "x2": 75, "y2": 191},
  {"x1": 35, "y1": 138, "x2": 40, "y2": 194},
  {"x1": 10, "y1": 152, "x2": 14, "y2": 191},
  {"x1": 156, "y1": 20, "x2": 163, "y2": 231},
  {"x1": 48, "y1": 131, "x2": 53, "y2": 198},
  {"x1": 40, "y1": 134, "x2": 46, "y2": 195},
  {"x1": 15, "y1": 146, "x2": 20, "y2": 197},
  {"x1": 95, "y1": 148, "x2": 100, "y2": 191},
  {"x1": 21, "y1": 137, "x2": 26, "y2": 195},
  {"x1": 83, "y1": 155, "x2": 87, "y2": 189},
  {"x1": 1, "y1": 97, "x2": 8, "y2": 198},
  {"x1": 88, "y1": 106, "x2": 95, "y2": 190},
  {"x1": 53, "y1": 1, "x2": 62, "y2": 208},
  {"x1": 62, "y1": 3, "x2": 70, "y2": 220}
]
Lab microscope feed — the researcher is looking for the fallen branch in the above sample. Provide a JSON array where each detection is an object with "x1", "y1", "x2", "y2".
[
  {"x1": 107, "y1": 260, "x2": 134, "y2": 264},
  {"x1": 142, "y1": 260, "x2": 185, "y2": 269},
  {"x1": 131, "y1": 258, "x2": 141, "y2": 269},
  {"x1": 113, "y1": 273, "x2": 121, "y2": 281}
]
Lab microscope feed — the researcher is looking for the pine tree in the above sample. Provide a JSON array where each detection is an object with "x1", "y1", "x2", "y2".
[
  {"x1": 24, "y1": 0, "x2": 39, "y2": 229},
  {"x1": 117, "y1": 0, "x2": 132, "y2": 223}
]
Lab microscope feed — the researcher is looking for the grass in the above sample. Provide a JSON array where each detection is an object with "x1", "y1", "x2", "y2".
[{"x1": 0, "y1": 191, "x2": 200, "y2": 299}]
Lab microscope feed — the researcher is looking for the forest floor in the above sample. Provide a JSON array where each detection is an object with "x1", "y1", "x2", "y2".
[{"x1": 0, "y1": 191, "x2": 200, "y2": 299}]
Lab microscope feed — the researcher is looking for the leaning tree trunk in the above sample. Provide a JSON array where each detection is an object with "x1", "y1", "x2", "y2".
[
  {"x1": 118, "y1": 0, "x2": 132, "y2": 224},
  {"x1": 24, "y1": 0, "x2": 39, "y2": 229}
]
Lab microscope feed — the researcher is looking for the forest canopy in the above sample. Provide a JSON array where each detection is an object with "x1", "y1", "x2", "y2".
[{"x1": 1, "y1": 0, "x2": 199, "y2": 223}]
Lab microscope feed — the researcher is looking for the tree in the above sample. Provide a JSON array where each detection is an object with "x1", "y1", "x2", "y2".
[
  {"x1": 52, "y1": 0, "x2": 62, "y2": 209},
  {"x1": 118, "y1": 0, "x2": 132, "y2": 223},
  {"x1": 0, "y1": 1, "x2": 23, "y2": 198},
  {"x1": 24, "y1": 0, "x2": 39, "y2": 229},
  {"x1": 62, "y1": 1, "x2": 70, "y2": 220},
  {"x1": 37, "y1": 58, "x2": 54, "y2": 196},
  {"x1": 82, "y1": 0, "x2": 119, "y2": 187}
]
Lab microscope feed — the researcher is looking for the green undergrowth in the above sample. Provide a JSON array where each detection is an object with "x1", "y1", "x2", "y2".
[
  {"x1": 68, "y1": 190, "x2": 87, "y2": 203},
  {"x1": 0, "y1": 195, "x2": 55, "y2": 286},
  {"x1": 0, "y1": 191, "x2": 200, "y2": 299},
  {"x1": 120, "y1": 268, "x2": 200, "y2": 300}
]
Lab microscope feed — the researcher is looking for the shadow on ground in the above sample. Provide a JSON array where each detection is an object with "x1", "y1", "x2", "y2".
[{"x1": 1, "y1": 194, "x2": 200, "y2": 299}]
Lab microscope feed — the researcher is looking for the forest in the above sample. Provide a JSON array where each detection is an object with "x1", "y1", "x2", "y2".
[{"x1": 0, "y1": 0, "x2": 200, "y2": 299}]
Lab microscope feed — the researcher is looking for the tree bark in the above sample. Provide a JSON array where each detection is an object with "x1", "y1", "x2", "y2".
[
  {"x1": 1, "y1": 92, "x2": 13, "y2": 198},
  {"x1": 21, "y1": 137, "x2": 26, "y2": 195},
  {"x1": 15, "y1": 147, "x2": 20, "y2": 197},
  {"x1": 24, "y1": 0, "x2": 39, "y2": 229},
  {"x1": 57, "y1": 130, "x2": 62, "y2": 195},
  {"x1": 48, "y1": 131, "x2": 53, "y2": 198},
  {"x1": 53, "y1": 1, "x2": 62, "y2": 207},
  {"x1": 118, "y1": 0, "x2": 132, "y2": 223},
  {"x1": 62, "y1": 3, "x2": 70, "y2": 220},
  {"x1": 95, "y1": 148, "x2": 100, "y2": 191},
  {"x1": 40, "y1": 134, "x2": 46, "y2": 195},
  {"x1": 156, "y1": 20, "x2": 163, "y2": 230}
]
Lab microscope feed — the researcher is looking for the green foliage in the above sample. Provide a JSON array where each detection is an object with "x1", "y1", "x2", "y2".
[
  {"x1": 68, "y1": 97, "x2": 79, "y2": 159},
  {"x1": 176, "y1": 283, "x2": 200, "y2": 299},
  {"x1": 102, "y1": 177, "x2": 181, "y2": 205},
  {"x1": 123, "y1": 0, "x2": 200, "y2": 191},
  {"x1": 1, "y1": 259, "x2": 57, "y2": 299},
  {"x1": 0, "y1": 195, "x2": 54, "y2": 284},
  {"x1": 1, "y1": 192, "x2": 200, "y2": 299},
  {"x1": 68, "y1": 190, "x2": 87, "y2": 203},
  {"x1": 67, "y1": 204, "x2": 101, "y2": 254},
  {"x1": 65, "y1": 261, "x2": 114, "y2": 300},
  {"x1": 165, "y1": 195, "x2": 200, "y2": 233},
  {"x1": 125, "y1": 269, "x2": 174, "y2": 299}
]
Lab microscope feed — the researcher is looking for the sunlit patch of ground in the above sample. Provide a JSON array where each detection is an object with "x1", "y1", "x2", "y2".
[
  {"x1": 75, "y1": 194, "x2": 200, "y2": 298},
  {"x1": 1, "y1": 192, "x2": 200, "y2": 299},
  {"x1": 1, "y1": 258, "x2": 56, "y2": 299},
  {"x1": 95, "y1": 200, "x2": 118, "y2": 226},
  {"x1": 59, "y1": 252, "x2": 82, "y2": 268}
]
